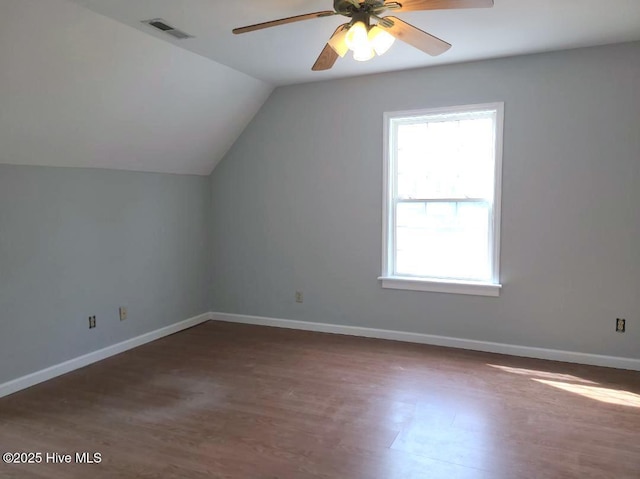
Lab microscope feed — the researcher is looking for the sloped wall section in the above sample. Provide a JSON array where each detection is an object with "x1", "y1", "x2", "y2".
[{"x1": 0, "y1": 0, "x2": 273, "y2": 175}]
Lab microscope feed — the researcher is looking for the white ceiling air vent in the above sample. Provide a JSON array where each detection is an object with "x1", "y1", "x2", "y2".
[{"x1": 142, "y1": 19, "x2": 194, "y2": 40}]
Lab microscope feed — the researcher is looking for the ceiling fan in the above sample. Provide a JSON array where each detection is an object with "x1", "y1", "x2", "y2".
[{"x1": 233, "y1": 0, "x2": 494, "y2": 71}]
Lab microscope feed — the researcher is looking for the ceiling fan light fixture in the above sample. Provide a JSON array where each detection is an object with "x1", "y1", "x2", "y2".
[
  {"x1": 344, "y1": 21, "x2": 369, "y2": 52},
  {"x1": 368, "y1": 25, "x2": 395, "y2": 56}
]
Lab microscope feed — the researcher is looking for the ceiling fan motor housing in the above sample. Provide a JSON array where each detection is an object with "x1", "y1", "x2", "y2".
[{"x1": 334, "y1": 0, "x2": 387, "y2": 17}]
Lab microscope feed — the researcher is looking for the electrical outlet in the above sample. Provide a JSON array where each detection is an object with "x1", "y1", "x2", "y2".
[
  {"x1": 295, "y1": 291, "x2": 303, "y2": 303},
  {"x1": 616, "y1": 318, "x2": 626, "y2": 333},
  {"x1": 119, "y1": 307, "x2": 127, "y2": 321},
  {"x1": 88, "y1": 315, "x2": 96, "y2": 329}
]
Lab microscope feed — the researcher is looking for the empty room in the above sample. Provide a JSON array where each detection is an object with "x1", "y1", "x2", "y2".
[{"x1": 1, "y1": 0, "x2": 639, "y2": 477}]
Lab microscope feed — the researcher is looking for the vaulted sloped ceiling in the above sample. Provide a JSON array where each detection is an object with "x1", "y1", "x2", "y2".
[{"x1": 0, "y1": 0, "x2": 273, "y2": 176}]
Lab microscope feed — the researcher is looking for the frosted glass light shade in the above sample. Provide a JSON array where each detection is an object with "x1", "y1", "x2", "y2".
[
  {"x1": 353, "y1": 46, "x2": 375, "y2": 62},
  {"x1": 368, "y1": 26, "x2": 395, "y2": 56},
  {"x1": 328, "y1": 28, "x2": 349, "y2": 57},
  {"x1": 345, "y1": 21, "x2": 369, "y2": 52}
]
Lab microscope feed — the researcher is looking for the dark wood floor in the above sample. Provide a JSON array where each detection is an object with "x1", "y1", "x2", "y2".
[{"x1": 1, "y1": 321, "x2": 639, "y2": 478}]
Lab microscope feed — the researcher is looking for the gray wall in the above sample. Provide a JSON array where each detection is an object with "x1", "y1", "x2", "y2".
[
  {"x1": 209, "y1": 42, "x2": 640, "y2": 359},
  {"x1": 0, "y1": 165, "x2": 210, "y2": 384}
]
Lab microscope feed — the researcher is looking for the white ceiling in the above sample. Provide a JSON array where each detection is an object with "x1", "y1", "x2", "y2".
[
  {"x1": 0, "y1": 0, "x2": 272, "y2": 175},
  {"x1": 70, "y1": 0, "x2": 640, "y2": 86}
]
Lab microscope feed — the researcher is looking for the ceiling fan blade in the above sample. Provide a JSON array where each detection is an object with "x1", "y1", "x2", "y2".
[
  {"x1": 312, "y1": 44, "x2": 339, "y2": 71},
  {"x1": 312, "y1": 25, "x2": 347, "y2": 71},
  {"x1": 386, "y1": 0, "x2": 493, "y2": 12},
  {"x1": 379, "y1": 17, "x2": 451, "y2": 56},
  {"x1": 233, "y1": 11, "x2": 336, "y2": 34}
]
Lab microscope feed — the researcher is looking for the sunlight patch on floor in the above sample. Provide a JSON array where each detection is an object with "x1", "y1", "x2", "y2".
[
  {"x1": 532, "y1": 379, "x2": 640, "y2": 407},
  {"x1": 487, "y1": 364, "x2": 598, "y2": 384}
]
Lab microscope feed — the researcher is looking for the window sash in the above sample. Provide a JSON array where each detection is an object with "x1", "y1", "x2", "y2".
[{"x1": 391, "y1": 199, "x2": 493, "y2": 281}]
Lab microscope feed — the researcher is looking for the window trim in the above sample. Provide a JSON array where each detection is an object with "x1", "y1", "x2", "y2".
[{"x1": 380, "y1": 102, "x2": 504, "y2": 297}]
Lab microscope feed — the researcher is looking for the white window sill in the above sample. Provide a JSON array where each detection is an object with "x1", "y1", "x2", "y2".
[{"x1": 378, "y1": 276, "x2": 502, "y2": 297}]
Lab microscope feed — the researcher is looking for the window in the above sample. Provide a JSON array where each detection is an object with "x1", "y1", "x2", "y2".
[{"x1": 380, "y1": 103, "x2": 504, "y2": 296}]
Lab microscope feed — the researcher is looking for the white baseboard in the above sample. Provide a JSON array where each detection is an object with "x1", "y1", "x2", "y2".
[
  {"x1": 0, "y1": 312, "x2": 211, "y2": 399},
  {"x1": 211, "y1": 312, "x2": 640, "y2": 371}
]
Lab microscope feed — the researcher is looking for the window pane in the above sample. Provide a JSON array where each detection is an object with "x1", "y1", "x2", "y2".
[
  {"x1": 395, "y1": 201, "x2": 491, "y2": 281},
  {"x1": 396, "y1": 116, "x2": 495, "y2": 200}
]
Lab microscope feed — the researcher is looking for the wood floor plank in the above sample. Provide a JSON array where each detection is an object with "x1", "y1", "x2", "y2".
[{"x1": 1, "y1": 321, "x2": 639, "y2": 478}]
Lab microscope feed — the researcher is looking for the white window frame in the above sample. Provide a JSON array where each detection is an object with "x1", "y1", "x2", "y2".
[{"x1": 379, "y1": 102, "x2": 504, "y2": 297}]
